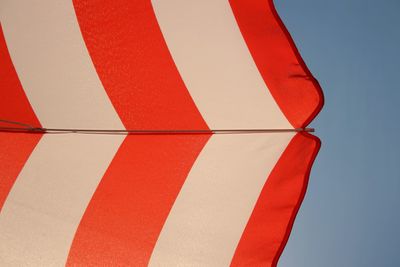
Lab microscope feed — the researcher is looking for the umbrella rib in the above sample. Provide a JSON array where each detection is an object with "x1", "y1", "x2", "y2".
[{"x1": 0, "y1": 119, "x2": 314, "y2": 134}]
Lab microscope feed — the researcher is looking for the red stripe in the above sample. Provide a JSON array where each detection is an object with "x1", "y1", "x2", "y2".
[
  {"x1": 72, "y1": 0, "x2": 209, "y2": 130},
  {"x1": 229, "y1": 0, "x2": 324, "y2": 128},
  {"x1": 0, "y1": 25, "x2": 42, "y2": 211},
  {"x1": 230, "y1": 133, "x2": 320, "y2": 266},
  {"x1": 0, "y1": 24, "x2": 41, "y2": 129},
  {"x1": 68, "y1": 3, "x2": 212, "y2": 264},
  {"x1": 66, "y1": 134, "x2": 210, "y2": 266},
  {"x1": 0, "y1": 133, "x2": 42, "y2": 211}
]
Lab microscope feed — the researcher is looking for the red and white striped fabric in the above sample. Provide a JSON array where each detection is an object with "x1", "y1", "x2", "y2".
[{"x1": 0, "y1": 0, "x2": 323, "y2": 266}]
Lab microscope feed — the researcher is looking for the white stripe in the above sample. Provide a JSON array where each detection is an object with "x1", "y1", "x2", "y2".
[
  {"x1": 0, "y1": 134, "x2": 124, "y2": 266},
  {"x1": 0, "y1": 0, "x2": 123, "y2": 129},
  {"x1": 149, "y1": 133, "x2": 294, "y2": 266},
  {"x1": 151, "y1": 0, "x2": 292, "y2": 129}
]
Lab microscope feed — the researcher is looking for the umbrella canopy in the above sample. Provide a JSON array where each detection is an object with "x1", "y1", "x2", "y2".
[{"x1": 0, "y1": 0, "x2": 323, "y2": 266}]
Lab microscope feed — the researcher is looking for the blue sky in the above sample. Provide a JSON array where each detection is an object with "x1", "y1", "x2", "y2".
[{"x1": 275, "y1": 1, "x2": 400, "y2": 266}]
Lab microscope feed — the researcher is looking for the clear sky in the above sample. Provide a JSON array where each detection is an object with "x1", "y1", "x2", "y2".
[{"x1": 275, "y1": 0, "x2": 400, "y2": 266}]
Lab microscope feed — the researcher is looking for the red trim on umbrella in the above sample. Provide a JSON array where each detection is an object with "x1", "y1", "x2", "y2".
[{"x1": 229, "y1": 0, "x2": 324, "y2": 128}]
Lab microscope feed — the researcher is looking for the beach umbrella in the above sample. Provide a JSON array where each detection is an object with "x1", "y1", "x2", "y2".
[{"x1": 0, "y1": 0, "x2": 323, "y2": 266}]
